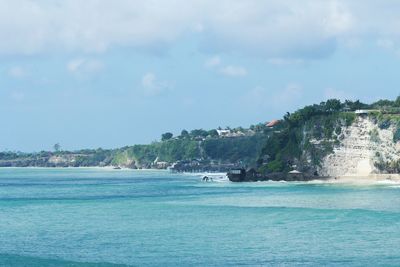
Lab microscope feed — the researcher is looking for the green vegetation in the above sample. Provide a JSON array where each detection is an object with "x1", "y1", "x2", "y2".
[
  {"x1": 161, "y1": 132, "x2": 173, "y2": 141},
  {"x1": 369, "y1": 128, "x2": 380, "y2": 143},
  {"x1": 4, "y1": 96, "x2": 400, "y2": 172},
  {"x1": 371, "y1": 96, "x2": 400, "y2": 111},
  {"x1": 53, "y1": 143, "x2": 61, "y2": 152},
  {"x1": 0, "y1": 149, "x2": 115, "y2": 167},
  {"x1": 257, "y1": 96, "x2": 400, "y2": 174},
  {"x1": 126, "y1": 139, "x2": 200, "y2": 164},
  {"x1": 375, "y1": 159, "x2": 400, "y2": 173},
  {"x1": 202, "y1": 135, "x2": 268, "y2": 165},
  {"x1": 73, "y1": 148, "x2": 114, "y2": 167},
  {"x1": 394, "y1": 127, "x2": 400, "y2": 143},
  {"x1": 370, "y1": 112, "x2": 400, "y2": 129},
  {"x1": 258, "y1": 99, "x2": 359, "y2": 174},
  {"x1": 111, "y1": 134, "x2": 268, "y2": 167},
  {"x1": 0, "y1": 129, "x2": 269, "y2": 168}
]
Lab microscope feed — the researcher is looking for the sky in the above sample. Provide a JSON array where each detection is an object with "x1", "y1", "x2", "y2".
[{"x1": 2, "y1": 0, "x2": 400, "y2": 151}]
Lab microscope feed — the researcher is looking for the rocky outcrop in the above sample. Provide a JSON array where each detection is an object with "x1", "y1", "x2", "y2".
[
  {"x1": 0, "y1": 152, "x2": 113, "y2": 168},
  {"x1": 318, "y1": 116, "x2": 400, "y2": 177},
  {"x1": 48, "y1": 155, "x2": 76, "y2": 165},
  {"x1": 227, "y1": 168, "x2": 326, "y2": 182}
]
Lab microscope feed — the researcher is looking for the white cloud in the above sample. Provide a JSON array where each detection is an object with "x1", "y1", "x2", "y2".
[
  {"x1": 8, "y1": 66, "x2": 27, "y2": 78},
  {"x1": 0, "y1": 0, "x2": 199, "y2": 55},
  {"x1": 141, "y1": 72, "x2": 172, "y2": 96},
  {"x1": 219, "y1": 65, "x2": 247, "y2": 77},
  {"x1": 323, "y1": 1, "x2": 354, "y2": 35},
  {"x1": 1, "y1": 1, "x2": 400, "y2": 59},
  {"x1": 142, "y1": 73, "x2": 156, "y2": 88},
  {"x1": 205, "y1": 56, "x2": 247, "y2": 77},
  {"x1": 67, "y1": 58, "x2": 104, "y2": 75},
  {"x1": 67, "y1": 59, "x2": 85, "y2": 73}
]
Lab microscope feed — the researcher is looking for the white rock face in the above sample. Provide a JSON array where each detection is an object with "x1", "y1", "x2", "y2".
[
  {"x1": 48, "y1": 155, "x2": 76, "y2": 164},
  {"x1": 319, "y1": 116, "x2": 400, "y2": 177}
]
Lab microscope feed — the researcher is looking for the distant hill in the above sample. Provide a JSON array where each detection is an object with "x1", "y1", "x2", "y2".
[
  {"x1": 0, "y1": 126, "x2": 270, "y2": 171},
  {"x1": 3, "y1": 97, "x2": 400, "y2": 175}
]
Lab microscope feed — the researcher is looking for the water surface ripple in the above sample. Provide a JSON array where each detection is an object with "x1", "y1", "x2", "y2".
[{"x1": 0, "y1": 168, "x2": 399, "y2": 266}]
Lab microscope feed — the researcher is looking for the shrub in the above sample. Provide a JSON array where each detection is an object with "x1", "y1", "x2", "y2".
[
  {"x1": 378, "y1": 119, "x2": 391, "y2": 129},
  {"x1": 370, "y1": 128, "x2": 380, "y2": 143},
  {"x1": 394, "y1": 128, "x2": 400, "y2": 143}
]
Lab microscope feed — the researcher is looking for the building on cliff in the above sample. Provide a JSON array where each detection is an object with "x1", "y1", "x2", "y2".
[
  {"x1": 266, "y1": 120, "x2": 280, "y2": 128},
  {"x1": 355, "y1": 109, "x2": 372, "y2": 115}
]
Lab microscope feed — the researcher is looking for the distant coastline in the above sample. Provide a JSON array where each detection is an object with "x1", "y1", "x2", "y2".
[
  {"x1": 4, "y1": 97, "x2": 400, "y2": 182},
  {"x1": 0, "y1": 132, "x2": 269, "y2": 172}
]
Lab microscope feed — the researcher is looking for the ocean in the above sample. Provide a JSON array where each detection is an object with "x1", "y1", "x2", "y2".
[{"x1": 0, "y1": 168, "x2": 400, "y2": 266}]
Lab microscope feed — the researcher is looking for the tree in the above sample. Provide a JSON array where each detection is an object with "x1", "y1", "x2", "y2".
[
  {"x1": 325, "y1": 99, "x2": 341, "y2": 112},
  {"x1": 395, "y1": 96, "x2": 400, "y2": 107},
  {"x1": 372, "y1": 99, "x2": 394, "y2": 109},
  {"x1": 207, "y1": 129, "x2": 219, "y2": 138},
  {"x1": 283, "y1": 112, "x2": 291, "y2": 122},
  {"x1": 190, "y1": 129, "x2": 208, "y2": 138},
  {"x1": 161, "y1": 132, "x2": 173, "y2": 141},
  {"x1": 345, "y1": 99, "x2": 368, "y2": 111},
  {"x1": 252, "y1": 123, "x2": 267, "y2": 133},
  {"x1": 180, "y1": 130, "x2": 189, "y2": 139},
  {"x1": 53, "y1": 143, "x2": 61, "y2": 152}
]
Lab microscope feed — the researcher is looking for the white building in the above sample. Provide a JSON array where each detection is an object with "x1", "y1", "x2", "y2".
[
  {"x1": 355, "y1": 109, "x2": 370, "y2": 115},
  {"x1": 217, "y1": 129, "x2": 231, "y2": 137}
]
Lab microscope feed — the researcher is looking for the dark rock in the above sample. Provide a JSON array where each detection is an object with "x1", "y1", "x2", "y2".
[{"x1": 228, "y1": 169, "x2": 329, "y2": 182}]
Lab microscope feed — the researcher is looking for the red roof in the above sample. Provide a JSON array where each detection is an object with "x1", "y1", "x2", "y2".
[{"x1": 266, "y1": 120, "x2": 279, "y2": 127}]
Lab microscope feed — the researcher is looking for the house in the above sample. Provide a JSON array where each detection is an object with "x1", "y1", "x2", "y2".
[
  {"x1": 217, "y1": 129, "x2": 231, "y2": 137},
  {"x1": 266, "y1": 120, "x2": 280, "y2": 128}
]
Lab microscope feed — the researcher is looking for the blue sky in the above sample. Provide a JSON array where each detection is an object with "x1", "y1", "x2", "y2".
[{"x1": 1, "y1": 0, "x2": 400, "y2": 151}]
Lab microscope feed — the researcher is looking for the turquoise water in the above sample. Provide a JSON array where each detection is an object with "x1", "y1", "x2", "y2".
[{"x1": 1, "y1": 168, "x2": 400, "y2": 266}]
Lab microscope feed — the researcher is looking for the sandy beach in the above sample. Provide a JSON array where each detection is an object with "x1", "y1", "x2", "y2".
[{"x1": 325, "y1": 174, "x2": 400, "y2": 184}]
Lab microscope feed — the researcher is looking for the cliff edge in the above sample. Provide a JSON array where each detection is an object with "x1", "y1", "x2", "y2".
[
  {"x1": 319, "y1": 116, "x2": 400, "y2": 176},
  {"x1": 257, "y1": 99, "x2": 400, "y2": 179}
]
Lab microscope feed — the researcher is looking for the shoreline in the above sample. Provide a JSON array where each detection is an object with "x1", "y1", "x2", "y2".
[
  {"x1": 0, "y1": 166, "x2": 169, "y2": 171},
  {"x1": 1, "y1": 167, "x2": 399, "y2": 185},
  {"x1": 327, "y1": 174, "x2": 400, "y2": 183}
]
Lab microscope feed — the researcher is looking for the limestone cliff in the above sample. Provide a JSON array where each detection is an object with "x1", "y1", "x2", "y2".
[
  {"x1": 318, "y1": 116, "x2": 400, "y2": 177},
  {"x1": 258, "y1": 103, "x2": 400, "y2": 177}
]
